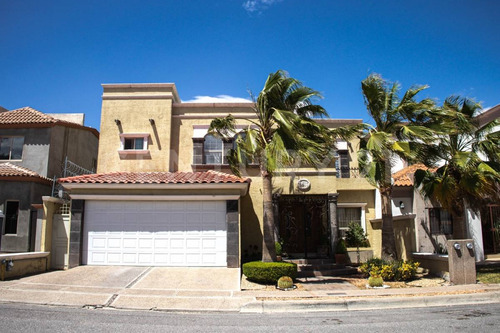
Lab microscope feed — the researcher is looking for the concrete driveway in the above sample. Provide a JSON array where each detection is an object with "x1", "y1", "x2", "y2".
[
  {"x1": 12, "y1": 266, "x2": 240, "y2": 291},
  {"x1": 0, "y1": 266, "x2": 248, "y2": 311}
]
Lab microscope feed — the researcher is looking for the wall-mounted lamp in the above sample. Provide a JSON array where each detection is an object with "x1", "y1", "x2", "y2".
[
  {"x1": 114, "y1": 119, "x2": 121, "y2": 125},
  {"x1": 399, "y1": 201, "x2": 405, "y2": 210},
  {"x1": 149, "y1": 119, "x2": 155, "y2": 125}
]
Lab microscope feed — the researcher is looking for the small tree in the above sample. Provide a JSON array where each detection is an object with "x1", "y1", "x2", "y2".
[{"x1": 345, "y1": 222, "x2": 369, "y2": 264}]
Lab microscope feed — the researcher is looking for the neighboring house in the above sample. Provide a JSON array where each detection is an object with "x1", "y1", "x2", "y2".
[
  {"x1": 0, "y1": 107, "x2": 99, "y2": 252},
  {"x1": 59, "y1": 83, "x2": 381, "y2": 269}
]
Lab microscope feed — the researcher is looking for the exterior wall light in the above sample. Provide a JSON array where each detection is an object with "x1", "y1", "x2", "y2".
[
  {"x1": 149, "y1": 119, "x2": 155, "y2": 125},
  {"x1": 399, "y1": 201, "x2": 405, "y2": 210},
  {"x1": 114, "y1": 119, "x2": 121, "y2": 125}
]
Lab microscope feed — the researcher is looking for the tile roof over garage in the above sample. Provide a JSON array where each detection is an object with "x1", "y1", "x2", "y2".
[
  {"x1": 59, "y1": 170, "x2": 251, "y2": 184},
  {"x1": 0, "y1": 162, "x2": 52, "y2": 184},
  {"x1": 392, "y1": 163, "x2": 432, "y2": 187}
]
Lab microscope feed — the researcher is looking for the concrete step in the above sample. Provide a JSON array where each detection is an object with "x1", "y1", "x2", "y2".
[
  {"x1": 297, "y1": 267, "x2": 358, "y2": 278},
  {"x1": 297, "y1": 263, "x2": 346, "y2": 271},
  {"x1": 285, "y1": 258, "x2": 335, "y2": 265}
]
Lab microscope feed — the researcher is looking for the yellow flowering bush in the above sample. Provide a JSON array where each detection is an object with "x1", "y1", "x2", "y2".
[{"x1": 360, "y1": 258, "x2": 419, "y2": 281}]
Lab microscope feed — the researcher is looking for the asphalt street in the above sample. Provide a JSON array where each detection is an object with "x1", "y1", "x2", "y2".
[{"x1": 0, "y1": 302, "x2": 498, "y2": 332}]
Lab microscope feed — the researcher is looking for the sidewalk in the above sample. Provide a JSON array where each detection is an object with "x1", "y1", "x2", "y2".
[{"x1": 0, "y1": 268, "x2": 499, "y2": 313}]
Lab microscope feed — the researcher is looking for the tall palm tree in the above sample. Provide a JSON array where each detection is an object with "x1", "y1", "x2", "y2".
[
  {"x1": 358, "y1": 73, "x2": 436, "y2": 260},
  {"x1": 415, "y1": 96, "x2": 500, "y2": 239},
  {"x1": 209, "y1": 70, "x2": 333, "y2": 262}
]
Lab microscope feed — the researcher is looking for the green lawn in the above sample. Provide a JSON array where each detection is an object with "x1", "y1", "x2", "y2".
[{"x1": 477, "y1": 265, "x2": 500, "y2": 284}]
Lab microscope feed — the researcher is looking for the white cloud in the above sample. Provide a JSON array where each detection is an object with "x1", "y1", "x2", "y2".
[
  {"x1": 183, "y1": 95, "x2": 252, "y2": 103},
  {"x1": 243, "y1": 0, "x2": 282, "y2": 14}
]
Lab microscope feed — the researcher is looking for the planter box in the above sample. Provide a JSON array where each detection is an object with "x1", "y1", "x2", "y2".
[
  {"x1": 412, "y1": 252, "x2": 449, "y2": 280},
  {"x1": 346, "y1": 248, "x2": 373, "y2": 264}
]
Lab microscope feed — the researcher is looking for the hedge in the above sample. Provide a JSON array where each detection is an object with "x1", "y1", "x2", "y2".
[{"x1": 242, "y1": 261, "x2": 297, "y2": 284}]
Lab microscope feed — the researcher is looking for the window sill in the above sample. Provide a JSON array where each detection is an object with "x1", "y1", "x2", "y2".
[{"x1": 118, "y1": 150, "x2": 150, "y2": 156}]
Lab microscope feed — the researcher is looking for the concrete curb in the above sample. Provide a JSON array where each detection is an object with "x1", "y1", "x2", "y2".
[{"x1": 240, "y1": 291, "x2": 500, "y2": 313}]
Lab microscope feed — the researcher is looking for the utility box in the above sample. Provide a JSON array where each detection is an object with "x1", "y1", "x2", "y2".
[{"x1": 447, "y1": 239, "x2": 476, "y2": 285}]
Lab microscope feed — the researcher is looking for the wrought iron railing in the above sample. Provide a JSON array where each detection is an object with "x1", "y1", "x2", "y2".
[
  {"x1": 336, "y1": 167, "x2": 361, "y2": 179},
  {"x1": 51, "y1": 157, "x2": 95, "y2": 199}
]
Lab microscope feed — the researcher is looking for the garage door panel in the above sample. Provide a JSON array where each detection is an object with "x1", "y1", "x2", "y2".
[{"x1": 84, "y1": 200, "x2": 228, "y2": 266}]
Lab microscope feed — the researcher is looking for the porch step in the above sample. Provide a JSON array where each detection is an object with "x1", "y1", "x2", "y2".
[
  {"x1": 296, "y1": 267, "x2": 358, "y2": 278},
  {"x1": 285, "y1": 258, "x2": 337, "y2": 265},
  {"x1": 285, "y1": 259, "x2": 359, "y2": 278}
]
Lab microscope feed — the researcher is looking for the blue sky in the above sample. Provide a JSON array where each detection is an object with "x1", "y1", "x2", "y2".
[{"x1": 1, "y1": 0, "x2": 499, "y2": 130}]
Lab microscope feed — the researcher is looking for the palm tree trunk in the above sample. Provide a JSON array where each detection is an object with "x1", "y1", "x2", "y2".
[
  {"x1": 261, "y1": 169, "x2": 277, "y2": 262},
  {"x1": 380, "y1": 187, "x2": 398, "y2": 260}
]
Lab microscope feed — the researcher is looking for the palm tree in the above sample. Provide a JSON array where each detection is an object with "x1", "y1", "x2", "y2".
[
  {"x1": 358, "y1": 73, "x2": 436, "y2": 260},
  {"x1": 415, "y1": 96, "x2": 500, "y2": 239},
  {"x1": 209, "y1": 70, "x2": 333, "y2": 262}
]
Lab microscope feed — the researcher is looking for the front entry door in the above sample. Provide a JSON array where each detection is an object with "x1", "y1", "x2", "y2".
[{"x1": 277, "y1": 195, "x2": 328, "y2": 258}]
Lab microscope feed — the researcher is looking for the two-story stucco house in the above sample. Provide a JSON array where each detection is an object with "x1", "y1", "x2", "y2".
[
  {"x1": 0, "y1": 107, "x2": 99, "y2": 252},
  {"x1": 60, "y1": 83, "x2": 380, "y2": 269}
]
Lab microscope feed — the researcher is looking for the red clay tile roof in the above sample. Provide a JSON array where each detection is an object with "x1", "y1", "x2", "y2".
[
  {"x1": 59, "y1": 170, "x2": 251, "y2": 184},
  {"x1": 392, "y1": 164, "x2": 430, "y2": 187},
  {"x1": 0, "y1": 162, "x2": 52, "y2": 183},
  {"x1": 0, "y1": 107, "x2": 60, "y2": 124},
  {"x1": 0, "y1": 107, "x2": 99, "y2": 138}
]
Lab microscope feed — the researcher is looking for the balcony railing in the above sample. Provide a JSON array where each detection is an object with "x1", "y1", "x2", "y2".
[{"x1": 336, "y1": 167, "x2": 361, "y2": 179}]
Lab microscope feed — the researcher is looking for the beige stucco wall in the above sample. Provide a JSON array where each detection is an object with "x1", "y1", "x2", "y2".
[{"x1": 98, "y1": 84, "x2": 179, "y2": 173}]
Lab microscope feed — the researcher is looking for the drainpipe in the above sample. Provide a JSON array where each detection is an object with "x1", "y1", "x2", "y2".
[{"x1": 0, "y1": 209, "x2": 4, "y2": 251}]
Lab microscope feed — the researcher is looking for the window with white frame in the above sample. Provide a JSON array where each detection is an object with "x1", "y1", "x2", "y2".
[
  {"x1": 0, "y1": 137, "x2": 24, "y2": 160},
  {"x1": 337, "y1": 204, "x2": 366, "y2": 237},
  {"x1": 4, "y1": 201, "x2": 19, "y2": 234},
  {"x1": 119, "y1": 133, "x2": 149, "y2": 155}
]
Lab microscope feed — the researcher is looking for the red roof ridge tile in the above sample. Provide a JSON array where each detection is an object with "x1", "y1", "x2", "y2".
[{"x1": 59, "y1": 170, "x2": 251, "y2": 184}]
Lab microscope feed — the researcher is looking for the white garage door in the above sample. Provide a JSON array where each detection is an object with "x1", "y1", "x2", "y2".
[{"x1": 82, "y1": 200, "x2": 227, "y2": 266}]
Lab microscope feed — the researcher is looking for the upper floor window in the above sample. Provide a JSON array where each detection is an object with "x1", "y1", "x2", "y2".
[
  {"x1": 335, "y1": 150, "x2": 350, "y2": 178},
  {"x1": 193, "y1": 134, "x2": 232, "y2": 165},
  {"x1": 124, "y1": 137, "x2": 144, "y2": 150},
  {"x1": 429, "y1": 208, "x2": 453, "y2": 235},
  {"x1": 4, "y1": 200, "x2": 19, "y2": 234},
  {"x1": 0, "y1": 137, "x2": 24, "y2": 160},
  {"x1": 118, "y1": 133, "x2": 150, "y2": 156}
]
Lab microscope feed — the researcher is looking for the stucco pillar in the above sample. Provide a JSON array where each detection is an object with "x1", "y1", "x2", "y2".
[
  {"x1": 226, "y1": 200, "x2": 239, "y2": 268},
  {"x1": 328, "y1": 193, "x2": 339, "y2": 256},
  {"x1": 41, "y1": 196, "x2": 63, "y2": 269},
  {"x1": 69, "y1": 200, "x2": 85, "y2": 268}
]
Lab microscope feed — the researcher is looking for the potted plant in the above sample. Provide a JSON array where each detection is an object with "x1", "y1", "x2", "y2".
[
  {"x1": 317, "y1": 230, "x2": 330, "y2": 258},
  {"x1": 345, "y1": 222, "x2": 369, "y2": 264},
  {"x1": 335, "y1": 238, "x2": 348, "y2": 264},
  {"x1": 275, "y1": 241, "x2": 283, "y2": 262}
]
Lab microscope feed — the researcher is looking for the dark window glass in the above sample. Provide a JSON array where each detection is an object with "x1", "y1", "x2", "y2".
[
  {"x1": 336, "y1": 150, "x2": 350, "y2": 178},
  {"x1": 429, "y1": 208, "x2": 453, "y2": 235},
  {"x1": 0, "y1": 137, "x2": 24, "y2": 160},
  {"x1": 124, "y1": 138, "x2": 144, "y2": 150},
  {"x1": 5, "y1": 201, "x2": 19, "y2": 234}
]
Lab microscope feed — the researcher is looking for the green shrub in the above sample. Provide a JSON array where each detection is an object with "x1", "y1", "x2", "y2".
[
  {"x1": 359, "y1": 258, "x2": 420, "y2": 281},
  {"x1": 335, "y1": 238, "x2": 347, "y2": 254},
  {"x1": 345, "y1": 222, "x2": 369, "y2": 248},
  {"x1": 277, "y1": 276, "x2": 294, "y2": 289},
  {"x1": 275, "y1": 241, "x2": 283, "y2": 256},
  {"x1": 243, "y1": 261, "x2": 297, "y2": 284}
]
